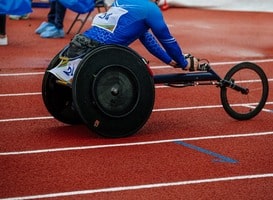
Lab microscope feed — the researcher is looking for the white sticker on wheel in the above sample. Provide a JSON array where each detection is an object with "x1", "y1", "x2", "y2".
[{"x1": 48, "y1": 58, "x2": 82, "y2": 84}]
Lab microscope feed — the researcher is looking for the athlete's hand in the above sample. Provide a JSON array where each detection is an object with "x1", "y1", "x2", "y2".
[
  {"x1": 184, "y1": 54, "x2": 200, "y2": 71},
  {"x1": 168, "y1": 54, "x2": 200, "y2": 71}
]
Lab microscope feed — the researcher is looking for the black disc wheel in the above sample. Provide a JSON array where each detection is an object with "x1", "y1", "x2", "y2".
[
  {"x1": 42, "y1": 49, "x2": 82, "y2": 124},
  {"x1": 92, "y1": 65, "x2": 140, "y2": 118},
  {"x1": 220, "y1": 62, "x2": 268, "y2": 120},
  {"x1": 72, "y1": 45, "x2": 155, "y2": 138}
]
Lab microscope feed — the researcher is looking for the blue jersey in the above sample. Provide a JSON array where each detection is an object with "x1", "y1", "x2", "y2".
[{"x1": 83, "y1": 0, "x2": 187, "y2": 68}]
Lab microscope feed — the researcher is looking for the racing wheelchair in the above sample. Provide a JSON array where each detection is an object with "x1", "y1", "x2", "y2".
[{"x1": 42, "y1": 45, "x2": 269, "y2": 138}]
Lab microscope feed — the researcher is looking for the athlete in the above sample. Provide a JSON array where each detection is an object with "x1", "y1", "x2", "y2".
[{"x1": 65, "y1": 0, "x2": 202, "y2": 71}]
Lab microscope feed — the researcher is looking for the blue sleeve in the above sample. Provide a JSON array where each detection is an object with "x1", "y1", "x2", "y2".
[
  {"x1": 139, "y1": 32, "x2": 172, "y2": 64},
  {"x1": 145, "y1": 4, "x2": 188, "y2": 68}
]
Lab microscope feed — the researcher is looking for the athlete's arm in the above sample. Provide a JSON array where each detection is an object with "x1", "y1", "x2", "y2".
[
  {"x1": 139, "y1": 31, "x2": 173, "y2": 64},
  {"x1": 145, "y1": 4, "x2": 188, "y2": 68}
]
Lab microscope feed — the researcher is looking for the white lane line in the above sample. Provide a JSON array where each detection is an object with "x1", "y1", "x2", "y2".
[
  {"x1": 0, "y1": 92, "x2": 41, "y2": 97},
  {"x1": 2, "y1": 173, "x2": 273, "y2": 200},
  {"x1": 153, "y1": 101, "x2": 273, "y2": 112},
  {"x1": 0, "y1": 116, "x2": 53, "y2": 122},
  {"x1": 0, "y1": 72, "x2": 44, "y2": 76},
  {"x1": 150, "y1": 58, "x2": 273, "y2": 69},
  {"x1": 153, "y1": 104, "x2": 223, "y2": 112},
  {"x1": 0, "y1": 101, "x2": 272, "y2": 123},
  {"x1": 0, "y1": 104, "x2": 228, "y2": 123},
  {"x1": 0, "y1": 78, "x2": 273, "y2": 97},
  {"x1": 0, "y1": 76, "x2": 272, "y2": 97},
  {"x1": 1, "y1": 131, "x2": 273, "y2": 156},
  {"x1": 262, "y1": 108, "x2": 273, "y2": 113},
  {"x1": 0, "y1": 58, "x2": 273, "y2": 76},
  {"x1": 0, "y1": 104, "x2": 223, "y2": 123}
]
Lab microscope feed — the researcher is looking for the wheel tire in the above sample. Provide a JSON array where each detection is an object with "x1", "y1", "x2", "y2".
[
  {"x1": 72, "y1": 45, "x2": 155, "y2": 138},
  {"x1": 220, "y1": 62, "x2": 268, "y2": 120}
]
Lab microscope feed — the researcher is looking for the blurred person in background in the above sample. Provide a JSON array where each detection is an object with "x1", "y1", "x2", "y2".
[
  {"x1": 0, "y1": 14, "x2": 7, "y2": 45},
  {"x1": 9, "y1": 0, "x2": 32, "y2": 20},
  {"x1": 35, "y1": 0, "x2": 66, "y2": 38},
  {"x1": 0, "y1": 0, "x2": 32, "y2": 45}
]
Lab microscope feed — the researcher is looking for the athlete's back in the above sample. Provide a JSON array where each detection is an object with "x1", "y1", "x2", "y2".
[
  {"x1": 83, "y1": 0, "x2": 163, "y2": 45},
  {"x1": 69, "y1": 0, "x2": 199, "y2": 69}
]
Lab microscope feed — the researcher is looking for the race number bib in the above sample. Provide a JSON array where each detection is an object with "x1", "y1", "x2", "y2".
[
  {"x1": 92, "y1": 7, "x2": 128, "y2": 33},
  {"x1": 48, "y1": 58, "x2": 82, "y2": 84}
]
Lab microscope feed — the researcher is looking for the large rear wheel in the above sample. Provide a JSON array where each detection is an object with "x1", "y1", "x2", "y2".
[{"x1": 72, "y1": 45, "x2": 155, "y2": 137}]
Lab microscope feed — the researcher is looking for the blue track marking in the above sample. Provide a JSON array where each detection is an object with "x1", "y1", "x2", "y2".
[{"x1": 174, "y1": 141, "x2": 238, "y2": 164}]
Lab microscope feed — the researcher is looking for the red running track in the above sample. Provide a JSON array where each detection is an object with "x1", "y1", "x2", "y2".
[{"x1": 0, "y1": 7, "x2": 273, "y2": 200}]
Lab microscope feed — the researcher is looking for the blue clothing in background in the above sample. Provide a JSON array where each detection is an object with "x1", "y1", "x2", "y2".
[
  {"x1": 59, "y1": 0, "x2": 95, "y2": 14},
  {"x1": 0, "y1": 0, "x2": 32, "y2": 15},
  {"x1": 83, "y1": 0, "x2": 187, "y2": 68}
]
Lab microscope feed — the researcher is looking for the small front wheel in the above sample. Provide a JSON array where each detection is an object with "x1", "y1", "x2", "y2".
[{"x1": 220, "y1": 62, "x2": 268, "y2": 120}]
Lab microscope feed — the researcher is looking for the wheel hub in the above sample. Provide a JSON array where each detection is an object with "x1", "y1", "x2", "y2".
[{"x1": 92, "y1": 65, "x2": 140, "y2": 118}]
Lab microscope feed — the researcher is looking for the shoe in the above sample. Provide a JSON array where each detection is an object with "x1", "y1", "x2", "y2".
[
  {"x1": 0, "y1": 35, "x2": 8, "y2": 46},
  {"x1": 40, "y1": 26, "x2": 65, "y2": 38},
  {"x1": 35, "y1": 21, "x2": 54, "y2": 34},
  {"x1": 9, "y1": 14, "x2": 29, "y2": 20}
]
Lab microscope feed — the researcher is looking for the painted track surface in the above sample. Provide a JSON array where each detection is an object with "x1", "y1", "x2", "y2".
[{"x1": 0, "y1": 7, "x2": 273, "y2": 200}]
